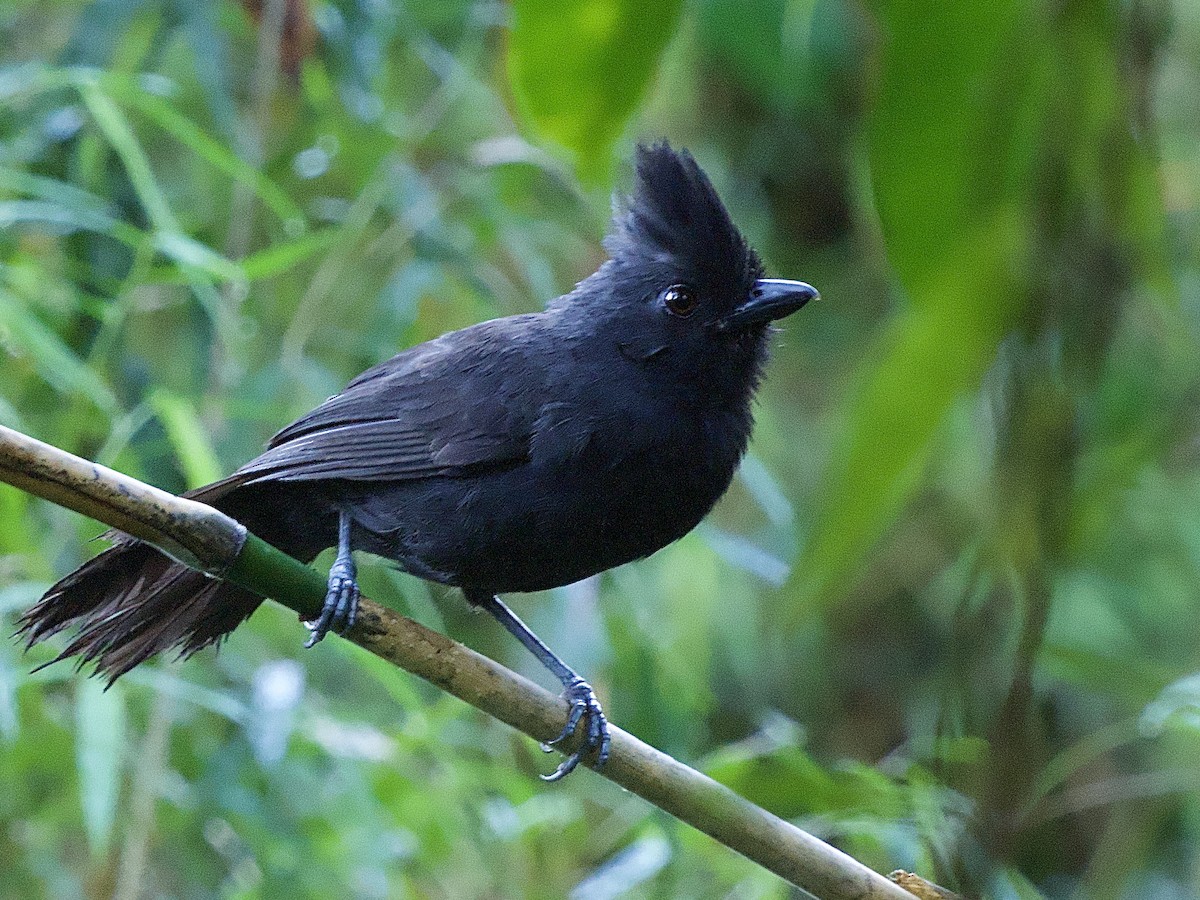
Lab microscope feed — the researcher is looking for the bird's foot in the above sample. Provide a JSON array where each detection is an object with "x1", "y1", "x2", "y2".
[
  {"x1": 541, "y1": 676, "x2": 611, "y2": 782},
  {"x1": 304, "y1": 559, "x2": 359, "y2": 648}
]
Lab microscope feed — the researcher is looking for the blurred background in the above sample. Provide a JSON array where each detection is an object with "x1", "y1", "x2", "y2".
[{"x1": 1, "y1": 0, "x2": 1198, "y2": 896}]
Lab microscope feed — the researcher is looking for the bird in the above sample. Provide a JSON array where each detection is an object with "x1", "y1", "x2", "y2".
[{"x1": 19, "y1": 143, "x2": 817, "y2": 780}]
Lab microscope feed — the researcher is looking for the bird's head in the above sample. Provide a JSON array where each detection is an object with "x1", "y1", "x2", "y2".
[{"x1": 563, "y1": 143, "x2": 817, "y2": 394}]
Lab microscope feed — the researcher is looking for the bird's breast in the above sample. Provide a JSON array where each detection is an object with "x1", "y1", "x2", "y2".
[
  {"x1": 512, "y1": 397, "x2": 752, "y2": 583},
  {"x1": 375, "y1": 391, "x2": 756, "y2": 596}
]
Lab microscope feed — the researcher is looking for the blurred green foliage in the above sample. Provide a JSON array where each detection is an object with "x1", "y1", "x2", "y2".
[
  {"x1": 1, "y1": 0, "x2": 1199, "y2": 897},
  {"x1": 508, "y1": 0, "x2": 683, "y2": 181}
]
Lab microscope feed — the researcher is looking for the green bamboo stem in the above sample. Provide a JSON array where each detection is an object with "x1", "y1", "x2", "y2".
[{"x1": 0, "y1": 422, "x2": 915, "y2": 900}]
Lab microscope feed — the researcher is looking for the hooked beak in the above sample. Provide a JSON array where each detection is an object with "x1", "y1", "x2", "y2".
[{"x1": 710, "y1": 279, "x2": 819, "y2": 333}]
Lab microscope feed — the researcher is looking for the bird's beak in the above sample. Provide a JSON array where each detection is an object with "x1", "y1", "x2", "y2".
[{"x1": 711, "y1": 279, "x2": 819, "y2": 333}]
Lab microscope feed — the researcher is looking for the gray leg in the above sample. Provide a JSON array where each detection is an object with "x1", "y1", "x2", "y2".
[
  {"x1": 470, "y1": 591, "x2": 611, "y2": 781},
  {"x1": 305, "y1": 509, "x2": 360, "y2": 647}
]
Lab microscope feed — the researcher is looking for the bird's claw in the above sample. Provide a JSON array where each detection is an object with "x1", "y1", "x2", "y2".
[
  {"x1": 541, "y1": 676, "x2": 611, "y2": 782},
  {"x1": 304, "y1": 561, "x2": 359, "y2": 648}
]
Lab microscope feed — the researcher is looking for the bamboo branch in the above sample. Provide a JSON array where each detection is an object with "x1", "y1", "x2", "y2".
[{"x1": 0, "y1": 423, "x2": 916, "y2": 900}]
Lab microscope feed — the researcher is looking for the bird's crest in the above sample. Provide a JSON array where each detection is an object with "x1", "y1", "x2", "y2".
[{"x1": 605, "y1": 143, "x2": 761, "y2": 294}]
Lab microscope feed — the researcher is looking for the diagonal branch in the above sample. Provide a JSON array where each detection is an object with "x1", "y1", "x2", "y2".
[{"x1": 0, "y1": 422, "x2": 916, "y2": 900}]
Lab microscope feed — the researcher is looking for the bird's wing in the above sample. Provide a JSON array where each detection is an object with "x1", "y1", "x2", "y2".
[{"x1": 235, "y1": 321, "x2": 542, "y2": 484}]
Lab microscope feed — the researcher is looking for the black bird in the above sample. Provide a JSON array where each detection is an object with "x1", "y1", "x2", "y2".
[{"x1": 19, "y1": 143, "x2": 817, "y2": 780}]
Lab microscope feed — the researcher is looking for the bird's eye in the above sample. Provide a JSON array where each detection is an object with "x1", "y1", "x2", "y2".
[{"x1": 661, "y1": 284, "x2": 699, "y2": 318}]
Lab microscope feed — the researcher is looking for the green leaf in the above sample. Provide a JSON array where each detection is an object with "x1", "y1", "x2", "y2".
[
  {"x1": 76, "y1": 678, "x2": 126, "y2": 856},
  {"x1": 105, "y1": 77, "x2": 306, "y2": 230},
  {"x1": 792, "y1": 216, "x2": 1027, "y2": 611},
  {"x1": 152, "y1": 231, "x2": 245, "y2": 283},
  {"x1": 149, "y1": 389, "x2": 224, "y2": 488},
  {"x1": 787, "y1": 0, "x2": 1040, "y2": 612},
  {"x1": 141, "y1": 229, "x2": 338, "y2": 285},
  {"x1": 78, "y1": 77, "x2": 177, "y2": 232},
  {"x1": 76, "y1": 76, "x2": 243, "y2": 349},
  {"x1": 0, "y1": 166, "x2": 142, "y2": 245},
  {"x1": 0, "y1": 198, "x2": 140, "y2": 246},
  {"x1": 706, "y1": 741, "x2": 905, "y2": 821},
  {"x1": 238, "y1": 229, "x2": 340, "y2": 280},
  {"x1": 790, "y1": 0, "x2": 1173, "y2": 616},
  {"x1": 0, "y1": 289, "x2": 120, "y2": 414},
  {"x1": 507, "y1": 0, "x2": 684, "y2": 181}
]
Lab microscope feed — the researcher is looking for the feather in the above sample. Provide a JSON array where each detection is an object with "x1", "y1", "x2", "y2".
[
  {"x1": 239, "y1": 320, "x2": 541, "y2": 483},
  {"x1": 604, "y1": 143, "x2": 762, "y2": 296}
]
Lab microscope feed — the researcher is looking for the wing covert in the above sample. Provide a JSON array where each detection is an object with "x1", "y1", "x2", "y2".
[{"x1": 235, "y1": 319, "x2": 542, "y2": 484}]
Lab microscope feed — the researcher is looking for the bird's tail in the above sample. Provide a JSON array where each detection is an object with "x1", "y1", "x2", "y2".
[{"x1": 17, "y1": 477, "x2": 314, "y2": 682}]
